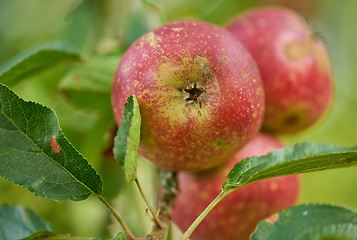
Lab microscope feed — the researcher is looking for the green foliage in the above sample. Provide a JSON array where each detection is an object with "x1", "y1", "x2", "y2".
[
  {"x1": 0, "y1": 205, "x2": 51, "y2": 240},
  {"x1": 0, "y1": 44, "x2": 81, "y2": 86},
  {"x1": 224, "y1": 142, "x2": 357, "y2": 191},
  {"x1": 251, "y1": 204, "x2": 357, "y2": 240},
  {"x1": 59, "y1": 54, "x2": 120, "y2": 110},
  {"x1": 113, "y1": 95, "x2": 141, "y2": 183},
  {"x1": 0, "y1": 84, "x2": 102, "y2": 201}
]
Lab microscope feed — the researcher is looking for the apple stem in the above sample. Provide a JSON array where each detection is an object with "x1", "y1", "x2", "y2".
[
  {"x1": 180, "y1": 190, "x2": 230, "y2": 240},
  {"x1": 96, "y1": 195, "x2": 139, "y2": 240},
  {"x1": 135, "y1": 177, "x2": 164, "y2": 229}
]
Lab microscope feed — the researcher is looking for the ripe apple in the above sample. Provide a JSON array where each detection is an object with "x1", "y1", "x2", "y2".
[
  {"x1": 112, "y1": 20, "x2": 265, "y2": 171},
  {"x1": 171, "y1": 133, "x2": 300, "y2": 240},
  {"x1": 225, "y1": 7, "x2": 334, "y2": 134}
]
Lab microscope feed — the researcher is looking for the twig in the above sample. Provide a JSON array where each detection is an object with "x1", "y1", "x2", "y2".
[
  {"x1": 180, "y1": 190, "x2": 229, "y2": 240},
  {"x1": 96, "y1": 195, "x2": 139, "y2": 240},
  {"x1": 135, "y1": 177, "x2": 163, "y2": 228}
]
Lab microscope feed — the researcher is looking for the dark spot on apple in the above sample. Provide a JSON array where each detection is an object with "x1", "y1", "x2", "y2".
[
  {"x1": 214, "y1": 139, "x2": 225, "y2": 149},
  {"x1": 282, "y1": 114, "x2": 301, "y2": 126},
  {"x1": 195, "y1": 57, "x2": 212, "y2": 79}
]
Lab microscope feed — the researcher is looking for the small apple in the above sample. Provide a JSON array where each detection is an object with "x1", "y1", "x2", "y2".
[
  {"x1": 171, "y1": 133, "x2": 300, "y2": 240},
  {"x1": 225, "y1": 7, "x2": 334, "y2": 134},
  {"x1": 112, "y1": 20, "x2": 265, "y2": 171}
]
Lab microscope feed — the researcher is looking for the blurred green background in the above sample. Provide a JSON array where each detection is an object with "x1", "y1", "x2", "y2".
[{"x1": 0, "y1": 0, "x2": 356, "y2": 239}]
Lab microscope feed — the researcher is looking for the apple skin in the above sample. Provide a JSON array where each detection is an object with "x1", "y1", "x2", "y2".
[
  {"x1": 225, "y1": 7, "x2": 334, "y2": 134},
  {"x1": 171, "y1": 133, "x2": 300, "y2": 240},
  {"x1": 112, "y1": 20, "x2": 265, "y2": 171}
]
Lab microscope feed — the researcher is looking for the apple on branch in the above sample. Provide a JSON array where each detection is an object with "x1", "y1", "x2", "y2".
[{"x1": 112, "y1": 20, "x2": 265, "y2": 171}]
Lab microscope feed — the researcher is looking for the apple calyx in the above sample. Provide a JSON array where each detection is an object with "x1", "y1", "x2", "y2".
[{"x1": 180, "y1": 83, "x2": 206, "y2": 108}]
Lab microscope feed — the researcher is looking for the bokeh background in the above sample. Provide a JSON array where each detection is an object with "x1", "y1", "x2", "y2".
[{"x1": 0, "y1": 0, "x2": 356, "y2": 239}]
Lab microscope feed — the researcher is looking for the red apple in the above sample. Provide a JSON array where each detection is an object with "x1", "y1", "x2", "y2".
[
  {"x1": 225, "y1": 7, "x2": 334, "y2": 134},
  {"x1": 171, "y1": 133, "x2": 300, "y2": 240},
  {"x1": 112, "y1": 20, "x2": 265, "y2": 171}
]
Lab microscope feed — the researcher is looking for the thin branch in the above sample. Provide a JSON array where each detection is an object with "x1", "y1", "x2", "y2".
[
  {"x1": 96, "y1": 195, "x2": 139, "y2": 240},
  {"x1": 180, "y1": 190, "x2": 230, "y2": 240},
  {"x1": 135, "y1": 177, "x2": 163, "y2": 228}
]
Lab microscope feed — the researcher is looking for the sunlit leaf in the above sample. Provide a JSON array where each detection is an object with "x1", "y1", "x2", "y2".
[
  {"x1": 251, "y1": 204, "x2": 357, "y2": 240},
  {"x1": 0, "y1": 44, "x2": 81, "y2": 86},
  {"x1": 223, "y1": 142, "x2": 357, "y2": 191},
  {"x1": 0, "y1": 84, "x2": 102, "y2": 201},
  {"x1": 113, "y1": 95, "x2": 141, "y2": 183},
  {"x1": 0, "y1": 205, "x2": 51, "y2": 240}
]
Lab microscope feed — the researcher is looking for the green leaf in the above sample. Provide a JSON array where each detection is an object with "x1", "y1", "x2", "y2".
[
  {"x1": 0, "y1": 44, "x2": 81, "y2": 86},
  {"x1": 0, "y1": 205, "x2": 51, "y2": 240},
  {"x1": 0, "y1": 84, "x2": 102, "y2": 201},
  {"x1": 62, "y1": 1, "x2": 106, "y2": 55},
  {"x1": 251, "y1": 204, "x2": 357, "y2": 240},
  {"x1": 21, "y1": 230, "x2": 106, "y2": 240},
  {"x1": 59, "y1": 54, "x2": 119, "y2": 109},
  {"x1": 113, "y1": 95, "x2": 141, "y2": 183},
  {"x1": 223, "y1": 142, "x2": 357, "y2": 190}
]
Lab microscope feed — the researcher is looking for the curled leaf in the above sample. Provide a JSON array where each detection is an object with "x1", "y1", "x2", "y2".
[{"x1": 113, "y1": 95, "x2": 141, "y2": 183}]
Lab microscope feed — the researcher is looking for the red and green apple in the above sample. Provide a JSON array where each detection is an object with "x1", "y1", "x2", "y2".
[
  {"x1": 112, "y1": 20, "x2": 265, "y2": 171},
  {"x1": 225, "y1": 7, "x2": 334, "y2": 134}
]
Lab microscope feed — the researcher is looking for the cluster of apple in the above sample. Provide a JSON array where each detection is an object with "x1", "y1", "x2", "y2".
[{"x1": 111, "y1": 6, "x2": 334, "y2": 240}]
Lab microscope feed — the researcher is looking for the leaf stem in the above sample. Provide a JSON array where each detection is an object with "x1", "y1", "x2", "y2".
[
  {"x1": 135, "y1": 177, "x2": 163, "y2": 228},
  {"x1": 180, "y1": 190, "x2": 230, "y2": 240},
  {"x1": 96, "y1": 195, "x2": 138, "y2": 240}
]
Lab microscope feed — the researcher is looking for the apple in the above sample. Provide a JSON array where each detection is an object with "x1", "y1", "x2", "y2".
[
  {"x1": 171, "y1": 133, "x2": 300, "y2": 240},
  {"x1": 225, "y1": 7, "x2": 334, "y2": 134},
  {"x1": 112, "y1": 20, "x2": 265, "y2": 171}
]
